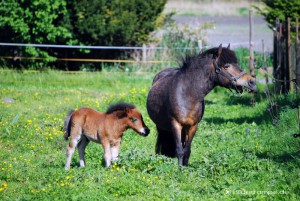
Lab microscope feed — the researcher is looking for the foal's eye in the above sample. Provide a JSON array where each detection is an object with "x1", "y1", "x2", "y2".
[
  {"x1": 131, "y1": 117, "x2": 138, "y2": 123},
  {"x1": 224, "y1": 64, "x2": 230, "y2": 69}
]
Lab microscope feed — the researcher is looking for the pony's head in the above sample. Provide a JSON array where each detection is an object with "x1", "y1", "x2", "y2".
[
  {"x1": 204, "y1": 44, "x2": 256, "y2": 93},
  {"x1": 106, "y1": 102, "x2": 150, "y2": 136}
]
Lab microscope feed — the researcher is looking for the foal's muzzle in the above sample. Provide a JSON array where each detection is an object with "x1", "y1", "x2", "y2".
[{"x1": 140, "y1": 127, "x2": 150, "y2": 136}]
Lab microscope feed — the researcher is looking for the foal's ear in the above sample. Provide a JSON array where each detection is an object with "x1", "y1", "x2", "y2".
[
  {"x1": 227, "y1": 43, "x2": 230, "y2": 49},
  {"x1": 115, "y1": 110, "x2": 127, "y2": 119}
]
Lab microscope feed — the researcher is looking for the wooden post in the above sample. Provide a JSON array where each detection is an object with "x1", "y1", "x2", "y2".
[
  {"x1": 262, "y1": 40, "x2": 269, "y2": 84},
  {"x1": 249, "y1": 9, "x2": 255, "y2": 77},
  {"x1": 280, "y1": 21, "x2": 286, "y2": 94},
  {"x1": 142, "y1": 44, "x2": 147, "y2": 63},
  {"x1": 296, "y1": 18, "x2": 300, "y2": 93},
  {"x1": 285, "y1": 17, "x2": 292, "y2": 92},
  {"x1": 273, "y1": 19, "x2": 278, "y2": 80},
  {"x1": 197, "y1": 40, "x2": 203, "y2": 53}
]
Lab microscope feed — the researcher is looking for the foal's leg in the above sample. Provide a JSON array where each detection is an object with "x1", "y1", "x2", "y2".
[
  {"x1": 77, "y1": 135, "x2": 89, "y2": 168},
  {"x1": 111, "y1": 140, "x2": 121, "y2": 162},
  {"x1": 101, "y1": 141, "x2": 112, "y2": 167},
  {"x1": 65, "y1": 134, "x2": 81, "y2": 170},
  {"x1": 171, "y1": 120, "x2": 184, "y2": 166},
  {"x1": 183, "y1": 125, "x2": 198, "y2": 166}
]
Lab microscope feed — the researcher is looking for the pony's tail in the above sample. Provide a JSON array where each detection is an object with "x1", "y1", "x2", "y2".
[
  {"x1": 155, "y1": 127, "x2": 176, "y2": 158},
  {"x1": 63, "y1": 109, "x2": 75, "y2": 141}
]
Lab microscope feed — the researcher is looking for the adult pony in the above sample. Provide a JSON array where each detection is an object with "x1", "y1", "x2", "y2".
[
  {"x1": 146, "y1": 44, "x2": 256, "y2": 166},
  {"x1": 64, "y1": 102, "x2": 150, "y2": 170}
]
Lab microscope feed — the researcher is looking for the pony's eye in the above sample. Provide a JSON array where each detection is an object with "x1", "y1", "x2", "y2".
[
  {"x1": 224, "y1": 64, "x2": 230, "y2": 69},
  {"x1": 131, "y1": 117, "x2": 138, "y2": 123}
]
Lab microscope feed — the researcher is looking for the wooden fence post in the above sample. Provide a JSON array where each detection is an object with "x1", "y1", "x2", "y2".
[
  {"x1": 286, "y1": 18, "x2": 292, "y2": 92},
  {"x1": 249, "y1": 9, "x2": 255, "y2": 77},
  {"x1": 142, "y1": 44, "x2": 147, "y2": 63},
  {"x1": 296, "y1": 18, "x2": 300, "y2": 93}
]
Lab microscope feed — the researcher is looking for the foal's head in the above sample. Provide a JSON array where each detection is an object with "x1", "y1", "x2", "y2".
[
  {"x1": 106, "y1": 102, "x2": 150, "y2": 136},
  {"x1": 204, "y1": 44, "x2": 256, "y2": 93}
]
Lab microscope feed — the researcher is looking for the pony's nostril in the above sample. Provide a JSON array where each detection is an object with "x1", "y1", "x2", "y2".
[{"x1": 248, "y1": 79, "x2": 255, "y2": 87}]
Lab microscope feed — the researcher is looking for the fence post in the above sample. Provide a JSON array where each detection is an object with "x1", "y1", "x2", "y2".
[
  {"x1": 142, "y1": 44, "x2": 147, "y2": 63},
  {"x1": 262, "y1": 40, "x2": 269, "y2": 84},
  {"x1": 284, "y1": 17, "x2": 291, "y2": 93},
  {"x1": 249, "y1": 9, "x2": 255, "y2": 77},
  {"x1": 296, "y1": 18, "x2": 300, "y2": 93},
  {"x1": 197, "y1": 40, "x2": 203, "y2": 53}
]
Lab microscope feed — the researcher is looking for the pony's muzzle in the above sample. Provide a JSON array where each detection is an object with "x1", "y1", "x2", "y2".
[
  {"x1": 247, "y1": 79, "x2": 257, "y2": 92},
  {"x1": 140, "y1": 127, "x2": 150, "y2": 136}
]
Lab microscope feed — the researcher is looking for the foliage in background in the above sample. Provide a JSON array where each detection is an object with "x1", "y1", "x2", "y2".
[
  {"x1": 254, "y1": 0, "x2": 300, "y2": 35},
  {"x1": 0, "y1": 0, "x2": 72, "y2": 68},
  {"x1": 0, "y1": 0, "x2": 168, "y2": 70}
]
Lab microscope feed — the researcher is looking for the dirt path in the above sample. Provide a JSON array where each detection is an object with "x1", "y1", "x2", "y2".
[{"x1": 173, "y1": 16, "x2": 273, "y2": 52}]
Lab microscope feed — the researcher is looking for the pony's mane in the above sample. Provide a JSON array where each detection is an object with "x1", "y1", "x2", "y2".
[
  {"x1": 106, "y1": 102, "x2": 136, "y2": 114},
  {"x1": 180, "y1": 47, "x2": 238, "y2": 70},
  {"x1": 180, "y1": 53, "x2": 208, "y2": 70},
  {"x1": 202, "y1": 47, "x2": 238, "y2": 66}
]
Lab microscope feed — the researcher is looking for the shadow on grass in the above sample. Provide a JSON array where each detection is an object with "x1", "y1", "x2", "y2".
[
  {"x1": 256, "y1": 151, "x2": 300, "y2": 163},
  {"x1": 204, "y1": 109, "x2": 272, "y2": 126}
]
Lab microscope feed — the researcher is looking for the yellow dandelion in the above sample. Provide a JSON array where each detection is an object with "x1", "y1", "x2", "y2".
[
  {"x1": 61, "y1": 183, "x2": 65, "y2": 187},
  {"x1": 106, "y1": 179, "x2": 110, "y2": 183},
  {"x1": 2, "y1": 182, "x2": 7, "y2": 188},
  {"x1": 65, "y1": 176, "x2": 70, "y2": 180}
]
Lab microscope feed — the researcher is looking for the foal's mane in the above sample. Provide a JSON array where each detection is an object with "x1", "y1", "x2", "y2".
[
  {"x1": 106, "y1": 102, "x2": 136, "y2": 114},
  {"x1": 180, "y1": 47, "x2": 238, "y2": 70}
]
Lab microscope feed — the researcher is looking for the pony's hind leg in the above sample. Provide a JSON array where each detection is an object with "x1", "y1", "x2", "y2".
[
  {"x1": 65, "y1": 135, "x2": 81, "y2": 170},
  {"x1": 77, "y1": 135, "x2": 89, "y2": 168}
]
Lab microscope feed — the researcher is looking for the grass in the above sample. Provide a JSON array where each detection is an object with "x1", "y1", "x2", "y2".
[{"x1": 0, "y1": 70, "x2": 299, "y2": 200}]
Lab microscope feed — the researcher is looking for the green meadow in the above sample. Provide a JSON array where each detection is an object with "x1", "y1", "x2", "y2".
[{"x1": 0, "y1": 70, "x2": 299, "y2": 200}]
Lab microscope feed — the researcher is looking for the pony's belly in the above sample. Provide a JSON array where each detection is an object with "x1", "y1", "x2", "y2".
[{"x1": 84, "y1": 131, "x2": 102, "y2": 144}]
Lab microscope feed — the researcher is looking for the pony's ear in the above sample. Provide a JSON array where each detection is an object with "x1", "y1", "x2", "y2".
[
  {"x1": 216, "y1": 44, "x2": 222, "y2": 63},
  {"x1": 115, "y1": 110, "x2": 127, "y2": 119},
  {"x1": 218, "y1": 44, "x2": 222, "y2": 56},
  {"x1": 227, "y1": 43, "x2": 230, "y2": 49}
]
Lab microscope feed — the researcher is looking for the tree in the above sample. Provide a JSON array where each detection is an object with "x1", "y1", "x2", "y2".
[
  {"x1": 66, "y1": 0, "x2": 167, "y2": 47},
  {"x1": 0, "y1": 0, "x2": 72, "y2": 68},
  {"x1": 0, "y1": 0, "x2": 168, "y2": 70},
  {"x1": 255, "y1": 0, "x2": 300, "y2": 30}
]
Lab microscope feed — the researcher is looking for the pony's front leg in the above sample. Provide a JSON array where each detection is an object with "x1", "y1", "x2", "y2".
[
  {"x1": 183, "y1": 125, "x2": 198, "y2": 166},
  {"x1": 111, "y1": 140, "x2": 121, "y2": 162},
  {"x1": 102, "y1": 141, "x2": 112, "y2": 167},
  {"x1": 171, "y1": 120, "x2": 184, "y2": 166}
]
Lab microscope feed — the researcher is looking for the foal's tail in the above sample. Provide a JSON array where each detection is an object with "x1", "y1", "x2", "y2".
[
  {"x1": 63, "y1": 109, "x2": 75, "y2": 141},
  {"x1": 155, "y1": 127, "x2": 176, "y2": 158}
]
